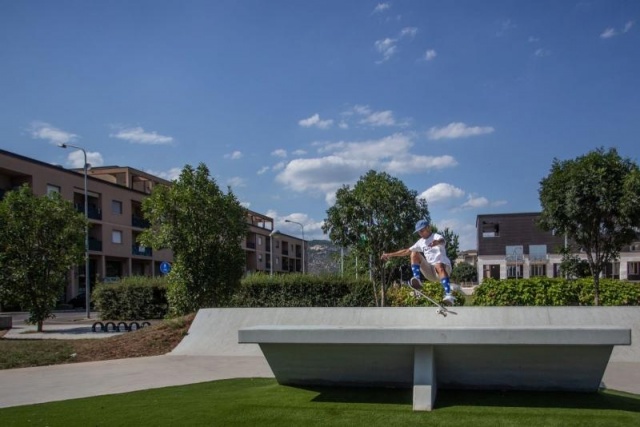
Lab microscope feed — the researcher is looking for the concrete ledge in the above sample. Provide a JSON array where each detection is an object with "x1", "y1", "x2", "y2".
[
  {"x1": 0, "y1": 315, "x2": 12, "y2": 330},
  {"x1": 239, "y1": 326, "x2": 631, "y2": 346},
  {"x1": 239, "y1": 325, "x2": 631, "y2": 411}
]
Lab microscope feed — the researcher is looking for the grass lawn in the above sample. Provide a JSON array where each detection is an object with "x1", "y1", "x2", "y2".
[{"x1": 1, "y1": 378, "x2": 639, "y2": 427}]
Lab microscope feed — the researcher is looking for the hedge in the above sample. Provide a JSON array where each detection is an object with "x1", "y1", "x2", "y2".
[
  {"x1": 386, "y1": 282, "x2": 466, "y2": 307},
  {"x1": 473, "y1": 277, "x2": 640, "y2": 306},
  {"x1": 230, "y1": 273, "x2": 377, "y2": 307},
  {"x1": 93, "y1": 276, "x2": 168, "y2": 320}
]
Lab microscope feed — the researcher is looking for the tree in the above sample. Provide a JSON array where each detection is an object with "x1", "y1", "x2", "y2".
[
  {"x1": 539, "y1": 147, "x2": 640, "y2": 305},
  {"x1": 139, "y1": 163, "x2": 247, "y2": 315},
  {"x1": 322, "y1": 170, "x2": 430, "y2": 305},
  {"x1": 0, "y1": 185, "x2": 85, "y2": 331},
  {"x1": 433, "y1": 226, "x2": 459, "y2": 266},
  {"x1": 451, "y1": 262, "x2": 477, "y2": 283}
]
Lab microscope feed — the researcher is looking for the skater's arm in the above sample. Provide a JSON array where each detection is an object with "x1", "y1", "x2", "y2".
[{"x1": 380, "y1": 248, "x2": 411, "y2": 260}]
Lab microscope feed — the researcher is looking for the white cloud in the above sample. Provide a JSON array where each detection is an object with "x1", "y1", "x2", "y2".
[
  {"x1": 374, "y1": 38, "x2": 397, "y2": 62},
  {"x1": 271, "y1": 149, "x2": 288, "y2": 158},
  {"x1": 374, "y1": 27, "x2": 418, "y2": 63},
  {"x1": 600, "y1": 27, "x2": 617, "y2": 39},
  {"x1": 427, "y1": 122, "x2": 495, "y2": 140},
  {"x1": 623, "y1": 21, "x2": 635, "y2": 33},
  {"x1": 343, "y1": 104, "x2": 400, "y2": 127},
  {"x1": 276, "y1": 133, "x2": 458, "y2": 205},
  {"x1": 227, "y1": 176, "x2": 246, "y2": 188},
  {"x1": 601, "y1": 21, "x2": 634, "y2": 39},
  {"x1": 29, "y1": 121, "x2": 78, "y2": 145},
  {"x1": 460, "y1": 195, "x2": 489, "y2": 209},
  {"x1": 272, "y1": 161, "x2": 286, "y2": 171},
  {"x1": 110, "y1": 127, "x2": 173, "y2": 145},
  {"x1": 66, "y1": 150, "x2": 104, "y2": 169},
  {"x1": 359, "y1": 110, "x2": 396, "y2": 127},
  {"x1": 534, "y1": 48, "x2": 550, "y2": 57},
  {"x1": 257, "y1": 166, "x2": 270, "y2": 175},
  {"x1": 338, "y1": 121, "x2": 349, "y2": 129},
  {"x1": 298, "y1": 114, "x2": 333, "y2": 129},
  {"x1": 496, "y1": 18, "x2": 516, "y2": 37},
  {"x1": 145, "y1": 167, "x2": 182, "y2": 181},
  {"x1": 400, "y1": 27, "x2": 418, "y2": 38},
  {"x1": 424, "y1": 49, "x2": 437, "y2": 61},
  {"x1": 224, "y1": 151, "x2": 243, "y2": 160},
  {"x1": 528, "y1": 36, "x2": 540, "y2": 43},
  {"x1": 372, "y1": 3, "x2": 390, "y2": 14},
  {"x1": 419, "y1": 183, "x2": 465, "y2": 203}
]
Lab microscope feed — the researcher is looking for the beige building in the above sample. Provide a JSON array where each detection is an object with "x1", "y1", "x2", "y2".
[{"x1": 0, "y1": 149, "x2": 305, "y2": 303}]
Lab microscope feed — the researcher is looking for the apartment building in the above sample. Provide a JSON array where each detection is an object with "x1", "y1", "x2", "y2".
[
  {"x1": 476, "y1": 212, "x2": 640, "y2": 283},
  {"x1": 0, "y1": 149, "x2": 306, "y2": 303}
]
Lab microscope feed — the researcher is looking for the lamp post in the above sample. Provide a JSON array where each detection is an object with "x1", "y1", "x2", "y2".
[
  {"x1": 284, "y1": 219, "x2": 305, "y2": 274},
  {"x1": 59, "y1": 143, "x2": 91, "y2": 318},
  {"x1": 269, "y1": 230, "x2": 282, "y2": 276}
]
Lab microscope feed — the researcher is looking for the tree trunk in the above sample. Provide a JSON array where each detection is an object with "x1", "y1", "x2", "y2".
[
  {"x1": 593, "y1": 273, "x2": 600, "y2": 306},
  {"x1": 37, "y1": 320, "x2": 43, "y2": 332}
]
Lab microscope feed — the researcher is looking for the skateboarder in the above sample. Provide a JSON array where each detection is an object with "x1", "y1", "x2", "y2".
[{"x1": 381, "y1": 219, "x2": 456, "y2": 305}]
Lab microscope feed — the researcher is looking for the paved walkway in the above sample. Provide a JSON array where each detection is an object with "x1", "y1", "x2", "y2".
[
  {"x1": 1, "y1": 308, "x2": 638, "y2": 409},
  {"x1": 0, "y1": 355, "x2": 274, "y2": 408}
]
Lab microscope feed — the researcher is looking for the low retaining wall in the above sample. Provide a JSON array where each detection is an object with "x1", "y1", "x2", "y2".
[
  {"x1": 0, "y1": 315, "x2": 12, "y2": 330},
  {"x1": 171, "y1": 307, "x2": 639, "y2": 363}
]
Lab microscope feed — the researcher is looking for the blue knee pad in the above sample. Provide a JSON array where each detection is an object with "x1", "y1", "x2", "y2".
[
  {"x1": 440, "y1": 277, "x2": 451, "y2": 294},
  {"x1": 411, "y1": 264, "x2": 421, "y2": 279}
]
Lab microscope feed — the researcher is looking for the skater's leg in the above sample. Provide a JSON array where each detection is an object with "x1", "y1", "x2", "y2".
[
  {"x1": 409, "y1": 252, "x2": 424, "y2": 290},
  {"x1": 434, "y1": 263, "x2": 455, "y2": 305}
]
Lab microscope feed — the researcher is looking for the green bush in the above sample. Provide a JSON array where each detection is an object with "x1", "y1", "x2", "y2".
[
  {"x1": 93, "y1": 276, "x2": 168, "y2": 320},
  {"x1": 386, "y1": 282, "x2": 466, "y2": 307},
  {"x1": 473, "y1": 277, "x2": 640, "y2": 306},
  {"x1": 230, "y1": 273, "x2": 376, "y2": 307}
]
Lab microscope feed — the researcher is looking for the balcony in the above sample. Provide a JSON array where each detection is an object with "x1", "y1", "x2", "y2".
[
  {"x1": 132, "y1": 245, "x2": 152, "y2": 257},
  {"x1": 89, "y1": 239, "x2": 102, "y2": 252},
  {"x1": 75, "y1": 204, "x2": 102, "y2": 220},
  {"x1": 132, "y1": 215, "x2": 150, "y2": 228}
]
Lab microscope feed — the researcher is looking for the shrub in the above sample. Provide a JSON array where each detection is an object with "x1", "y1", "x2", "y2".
[
  {"x1": 230, "y1": 273, "x2": 376, "y2": 307},
  {"x1": 386, "y1": 282, "x2": 466, "y2": 307},
  {"x1": 473, "y1": 277, "x2": 640, "y2": 306},
  {"x1": 93, "y1": 276, "x2": 168, "y2": 320}
]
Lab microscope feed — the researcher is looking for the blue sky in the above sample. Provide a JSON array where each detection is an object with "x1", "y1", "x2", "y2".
[{"x1": 1, "y1": 1, "x2": 639, "y2": 250}]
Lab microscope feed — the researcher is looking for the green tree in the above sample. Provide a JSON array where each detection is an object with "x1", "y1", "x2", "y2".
[
  {"x1": 432, "y1": 226, "x2": 459, "y2": 266},
  {"x1": 539, "y1": 147, "x2": 640, "y2": 305},
  {"x1": 322, "y1": 170, "x2": 429, "y2": 305},
  {"x1": 0, "y1": 185, "x2": 85, "y2": 331},
  {"x1": 451, "y1": 262, "x2": 477, "y2": 283},
  {"x1": 557, "y1": 245, "x2": 591, "y2": 280},
  {"x1": 139, "y1": 163, "x2": 247, "y2": 315}
]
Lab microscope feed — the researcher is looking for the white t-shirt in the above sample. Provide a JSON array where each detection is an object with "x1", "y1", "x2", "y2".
[{"x1": 409, "y1": 232, "x2": 451, "y2": 266}]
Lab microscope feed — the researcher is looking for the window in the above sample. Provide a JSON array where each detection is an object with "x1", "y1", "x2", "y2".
[
  {"x1": 482, "y1": 221, "x2": 499, "y2": 238},
  {"x1": 505, "y1": 246, "x2": 524, "y2": 262},
  {"x1": 530, "y1": 264, "x2": 546, "y2": 277},
  {"x1": 507, "y1": 264, "x2": 523, "y2": 279},
  {"x1": 112, "y1": 200, "x2": 123, "y2": 215},
  {"x1": 258, "y1": 236, "x2": 262, "y2": 246},
  {"x1": 112, "y1": 230, "x2": 122, "y2": 244},
  {"x1": 46, "y1": 184, "x2": 61, "y2": 196},
  {"x1": 529, "y1": 245, "x2": 547, "y2": 263},
  {"x1": 629, "y1": 262, "x2": 640, "y2": 276}
]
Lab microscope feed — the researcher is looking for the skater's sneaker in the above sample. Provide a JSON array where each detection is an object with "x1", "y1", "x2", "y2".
[
  {"x1": 442, "y1": 293, "x2": 456, "y2": 305},
  {"x1": 409, "y1": 277, "x2": 423, "y2": 290}
]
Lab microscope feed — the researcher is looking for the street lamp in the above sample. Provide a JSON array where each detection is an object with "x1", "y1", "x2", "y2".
[
  {"x1": 59, "y1": 143, "x2": 91, "y2": 318},
  {"x1": 284, "y1": 219, "x2": 305, "y2": 274},
  {"x1": 269, "y1": 229, "x2": 282, "y2": 276}
]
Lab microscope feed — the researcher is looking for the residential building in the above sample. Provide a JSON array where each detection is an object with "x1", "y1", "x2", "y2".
[
  {"x1": 476, "y1": 212, "x2": 640, "y2": 283},
  {"x1": 0, "y1": 149, "x2": 305, "y2": 304}
]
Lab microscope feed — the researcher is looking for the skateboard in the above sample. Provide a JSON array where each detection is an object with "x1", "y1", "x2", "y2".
[{"x1": 407, "y1": 277, "x2": 456, "y2": 317}]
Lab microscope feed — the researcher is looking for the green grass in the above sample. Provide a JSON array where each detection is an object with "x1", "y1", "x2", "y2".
[
  {"x1": 1, "y1": 379, "x2": 639, "y2": 426},
  {"x1": 0, "y1": 339, "x2": 75, "y2": 369}
]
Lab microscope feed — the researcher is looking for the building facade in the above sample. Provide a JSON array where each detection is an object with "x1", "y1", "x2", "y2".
[
  {"x1": 476, "y1": 212, "x2": 640, "y2": 283},
  {"x1": 0, "y1": 149, "x2": 305, "y2": 303}
]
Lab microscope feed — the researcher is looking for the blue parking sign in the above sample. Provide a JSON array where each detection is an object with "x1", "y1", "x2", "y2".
[{"x1": 160, "y1": 261, "x2": 172, "y2": 275}]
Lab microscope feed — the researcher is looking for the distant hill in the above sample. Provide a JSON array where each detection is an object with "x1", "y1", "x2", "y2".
[{"x1": 307, "y1": 240, "x2": 342, "y2": 275}]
